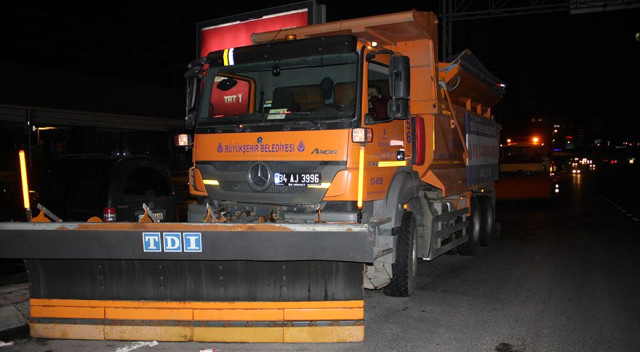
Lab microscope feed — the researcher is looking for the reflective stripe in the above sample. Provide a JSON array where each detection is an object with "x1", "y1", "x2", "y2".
[
  {"x1": 19, "y1": 150, "x2": 30, "y2": 209},
  {"x1": 223, "y1": 48, "x2": 235, "y2": 66},
  {"x1": 433, "y1": 125, "x2": 436, "y2": 151},
  {"x1": 357, "y1": 147, "x2": 364, "y2": 209},
  {"x1": 29, "y1": 323, "x2": 364, "y2": 342},
  {"x1": 29, "y1": 298, "x2": 364, "y2": 310},
  {"x1": 29, "y1": 298, "x2": 365, "y2": 342},
  {"x1": 378, "y1": 160, "x2": 407, "y2": 167},
  {"x1": 228, "y1": 47, "x2": 235, "y2": 65}
]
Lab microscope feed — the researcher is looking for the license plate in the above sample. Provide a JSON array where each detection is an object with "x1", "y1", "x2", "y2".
[{"x1": 274, "y1": 172, "x2": 321, "y2": 186}]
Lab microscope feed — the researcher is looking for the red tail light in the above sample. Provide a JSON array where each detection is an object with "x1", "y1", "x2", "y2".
[
  {"x1": 412, "y1": 115, "x2": 425, "y2": 166},
  {"x1": 103, "y1": 207, "x2": 116, "y2": 222}
]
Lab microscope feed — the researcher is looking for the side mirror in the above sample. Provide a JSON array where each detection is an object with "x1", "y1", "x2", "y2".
[
  {"x1": 184, "y1": 58, "x2": 207, "y2": 130},
  {"x1": 389, "y1": 56, "x2": 410, "y2": 99},
  {"x1": 185, "y1": 111, "x2": 196, "y2": 130},
  {"x1": 389, "y1": 55, "x2": 410, "y2": 119},
  {"x1": 387, "y1": 99, "x2": 409, "y2": 120},
  {"x1": 184, "y1": 58, "x2": 205, "y2": 79},
  {"x1": 185, "y1": 78, "x2": 198, "y2": 129}
]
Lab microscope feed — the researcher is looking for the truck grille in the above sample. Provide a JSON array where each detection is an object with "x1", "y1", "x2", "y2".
[
  {"x1": 197, "y1": 160, "x2": 346, "y2": 203},
  {"x1": 219, "y1": 181, "x2": 306, "y2": 193},
  {"x1": 211, "y1": 161, "x2": 322, "y2": 194}
]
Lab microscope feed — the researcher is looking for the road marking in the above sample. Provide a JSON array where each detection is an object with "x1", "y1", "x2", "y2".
[
  {"x1": 114, "y1": 341, "x2": 158, "y2": 352},
  {"x1": 600, "y1": 195, "x2": 640, "y2": 224}
]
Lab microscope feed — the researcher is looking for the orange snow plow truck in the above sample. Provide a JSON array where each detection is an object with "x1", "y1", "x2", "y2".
[{"x1": 0, "y1": 10, "x2": 504, "y2": 343}]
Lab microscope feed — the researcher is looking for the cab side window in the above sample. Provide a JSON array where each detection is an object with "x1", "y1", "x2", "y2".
[{"x1": 367, "y1": 62, "x2": 390, "y2": 123}]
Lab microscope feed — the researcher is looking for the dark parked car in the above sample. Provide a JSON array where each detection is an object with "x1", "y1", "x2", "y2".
[
  {"x1": 0, "y1": 170, "x2": 22, "y2": 222},
  {"x1": 36, "y1": 155, "x2": 177, "y2": 222}
]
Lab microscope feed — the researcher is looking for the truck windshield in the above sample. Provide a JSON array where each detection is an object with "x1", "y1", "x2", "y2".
[{"x1": 198, "y1": 52, "x2": 358, "y2": 128}]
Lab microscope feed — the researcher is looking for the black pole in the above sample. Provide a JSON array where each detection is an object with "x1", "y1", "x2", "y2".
[{"x1": 26, "y1": 109, "x2": 33, "y2": 167}]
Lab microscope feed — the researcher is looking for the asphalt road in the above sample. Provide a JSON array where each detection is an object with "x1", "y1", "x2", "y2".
[{"x1": 2, "y1": 166, "x2": 640, "y2": 352}]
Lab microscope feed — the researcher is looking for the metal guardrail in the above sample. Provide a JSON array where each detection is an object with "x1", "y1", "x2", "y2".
[{"x1": 0, "y1": 104, "x2": 183, "y2": 131}]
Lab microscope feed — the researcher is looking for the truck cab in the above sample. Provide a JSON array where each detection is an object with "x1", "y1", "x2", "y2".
[{"x1": 185, "y1": 34, "x2": 413, "y2": 224}]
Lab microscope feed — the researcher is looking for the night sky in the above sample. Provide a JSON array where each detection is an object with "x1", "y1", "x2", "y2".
[{"x1": 2, "y1": 1, "x2": 639, "y2": 143}]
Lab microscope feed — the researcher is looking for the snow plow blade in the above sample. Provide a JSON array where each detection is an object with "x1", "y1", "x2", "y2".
[{"x1": 0, "y1": 222, "x2": 371, "y2": 342}]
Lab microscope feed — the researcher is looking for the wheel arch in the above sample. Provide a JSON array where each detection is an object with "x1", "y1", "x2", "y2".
[{"x1": 372, "y1": 170, "x2": 421, "y2": 228}]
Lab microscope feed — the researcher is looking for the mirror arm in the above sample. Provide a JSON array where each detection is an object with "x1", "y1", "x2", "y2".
[{"x1": 366, "y1": 49, "x2": 395, "y2": 61}]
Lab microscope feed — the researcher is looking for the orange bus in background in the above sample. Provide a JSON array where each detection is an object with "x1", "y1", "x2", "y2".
[{"x1": 496, "y1": 136, "x2": 559, "y2": 199}]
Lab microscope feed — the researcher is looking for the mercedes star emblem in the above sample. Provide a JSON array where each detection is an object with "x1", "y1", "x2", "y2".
[{"x1": 247, "y1": 162, "x2": 271, "y2": 191}]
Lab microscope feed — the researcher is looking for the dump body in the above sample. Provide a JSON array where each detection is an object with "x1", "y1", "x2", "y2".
[{"x1": 0, "y1": 9, "x2": 504, "y2": 343}]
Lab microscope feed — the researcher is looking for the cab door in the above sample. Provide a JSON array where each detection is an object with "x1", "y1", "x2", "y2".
[{"x1": 361, "y1": 53, "x2": 409, "y2": 203}]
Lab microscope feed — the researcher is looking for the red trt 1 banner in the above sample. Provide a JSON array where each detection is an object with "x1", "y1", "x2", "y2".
[{"x1": 200, "y1": 10, "x2": 309, "y2": 57}]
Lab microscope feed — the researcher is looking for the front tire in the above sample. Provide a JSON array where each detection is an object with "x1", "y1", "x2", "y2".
[{"x1": 384, "y1": 211, "x2": 417, "y2": 297}]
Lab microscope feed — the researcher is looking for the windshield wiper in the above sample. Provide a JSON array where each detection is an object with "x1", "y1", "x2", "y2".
[
  {"x1": 281, "y1": 119, "x2": 324, "y2": 131},
  {"x1": 309, "y1": 104, "x2": 355, "y2": 118},
  {"x1": 212, "y1": 124, "x2": 244, "y2": 132},
  {"x1": 204, "y1": 111, "x2": 351, "y2": 132}
]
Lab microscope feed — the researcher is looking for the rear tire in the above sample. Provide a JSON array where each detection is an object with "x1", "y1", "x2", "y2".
[
  {"x1": 479, "y1": 196, "x2": 495, "y2": 246},
  {"x1": 384, "y1": 211, "x2": 417, "y2": 297},
  {"x1": 458, "y1": 197, "x2": 481, "y2": 256}
]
